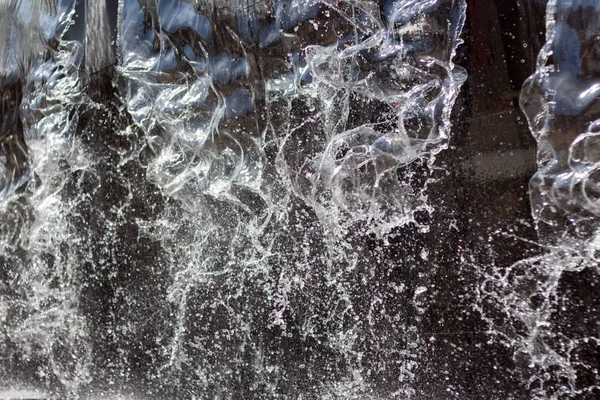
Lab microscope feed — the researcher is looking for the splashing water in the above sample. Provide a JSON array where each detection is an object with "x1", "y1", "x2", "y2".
[
  {"x1": 1, "y1": 1, "x2": 467, "y2": 398},
  {"x1": 4, "y1": 1, "x2": 599, "y2": 399},
  {"x1": 0, "y1": 0, "x2": 92, "y2": 397},
  {"x1": 477, "y1": 1, "x2": 600, "y2": 399}
]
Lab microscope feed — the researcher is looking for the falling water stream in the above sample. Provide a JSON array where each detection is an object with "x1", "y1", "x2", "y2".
[{"x1": 0, "y1": 0, "x2": 598, "y2": 399}]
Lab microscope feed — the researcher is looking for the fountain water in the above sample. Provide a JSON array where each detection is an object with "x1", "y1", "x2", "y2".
[{"x1": 0, "y1": 1, "x2": 598, "y2": 399}]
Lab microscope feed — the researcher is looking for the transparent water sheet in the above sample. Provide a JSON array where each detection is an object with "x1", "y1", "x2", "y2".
[{"x1": 1, "y1": 1, "x2": 599, "y2": 399}]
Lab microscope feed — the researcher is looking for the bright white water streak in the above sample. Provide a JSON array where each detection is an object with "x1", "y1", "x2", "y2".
[
  {"x1": 0, "y1": 0, "x2": 467, "y2": 397},
  {"x1": 8, "y1": 0, "x2": 599, "y2": 399},
  {"x1": 474, "y1": 0, "x2": 600, "y2": 399},
  {"x1": 113, "y1": 1, "x2": 465, "y2": 398}
]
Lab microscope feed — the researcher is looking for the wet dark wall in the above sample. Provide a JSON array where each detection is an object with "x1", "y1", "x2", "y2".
[{"x1": 413, "y1": 0, "x2": 547, "y2": 398}]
